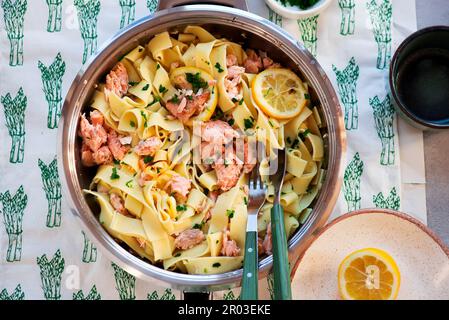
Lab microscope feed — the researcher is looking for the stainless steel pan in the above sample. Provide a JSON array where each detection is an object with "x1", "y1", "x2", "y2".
[{"x1": 58, "y1": 0, "x2": 346, "y2": 293}]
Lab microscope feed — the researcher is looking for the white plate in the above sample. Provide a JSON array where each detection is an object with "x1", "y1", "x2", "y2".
[
  {"x1": 265, "y1": 0, "x2": 334, "y2": 20},
  {"x1": 291, "y1": 209, "x2": 449, "y2": 300}
]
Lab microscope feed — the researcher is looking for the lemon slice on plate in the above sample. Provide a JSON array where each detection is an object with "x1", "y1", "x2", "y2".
[
  {"x1": 251, "y1": 68, "x2": 307, "y2": 120},
  {"x1": 169, "y1": 66, "x2": 218, "y2": 123},
  {"x1": 338, "y1": 248, "x2": 401, "y2": 300}
]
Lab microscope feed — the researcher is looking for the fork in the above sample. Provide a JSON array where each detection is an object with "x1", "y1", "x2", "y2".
[
  {"x1": 240, "y1": 161, "x2": 266, "y2": 300},
  {"x1": 270, "y1": 148, "x2": 292, "y2": 300}
]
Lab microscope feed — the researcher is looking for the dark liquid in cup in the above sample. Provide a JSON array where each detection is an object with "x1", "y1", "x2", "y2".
[{"x1": 396, "y1": 48, "x2": 449, "y2": 124}]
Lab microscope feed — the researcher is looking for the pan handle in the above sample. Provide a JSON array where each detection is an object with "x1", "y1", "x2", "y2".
[{"x1": 157, "y1": 0, "x2": 248, "y2": 11}]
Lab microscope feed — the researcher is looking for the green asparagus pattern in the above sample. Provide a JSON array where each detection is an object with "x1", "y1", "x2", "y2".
[
  {"x1": 74, "y1": 0, "x2": 101, "y2": 64},
  {"x1": 112, "y1": 262, "x2": 136, "y2": 300},
  {"x1": 297, "y1": 15, "x2": 319, "y2": 57},
  {"x1": 38, "y1": 53, "x2": 66, "y2": 129},
  {"x1": 73, "y1": 285, "x2": 101, "y2": 300},
  {"x1": 37, "y1": 249, "x2": 65, "y2": 300},
  {"x1": 223, "y1": 290, "x2": 240, "y2": 300},
  {"x1": 119, "y1": 0, "x2": 135, "y2": 29},
  {"x1": 82, "y1": 230, "x2": 97, "y2": 263},
  {"x1": 0, "y1": 285, "x2": 25, "y2": 300},
  {"x1": 332, "y1": 57, "x2": 360, "y2": 130},
  {"x1": 268, "y1": 6, "x2": 283, "y2": 27},
  {"x1": 1, "y1": 186, "x2": 27, "y2": 262},
  {"x1": 267, "y1": 272, "x2": 274, "y2": 300},
  {"x1": 1, "y1": 88, "x2": 27, "y2": 164},
  {"x1": 338, "y1": 0, "x2": 355, "y2": 35},
  {"x1": 343, "y1": 152, "x2": 364, "y2": 211},
  {"x1": 367, "y1": 0, "x2": 392, "y2": 69},
  {"x1": 147, "y1": 288, "x2": 176, "y2": 300},
  {"x1": 373, "y1": 187, "x2": 400, "y2": 210},
  {"x1": 370, "y1": 94, "x2": 395, "y2": 165},
  {"x1": 46, "y1": 0, "x2": 63, "y2": 32},
  {"x1": 146, "y1": 0, "x2": 157, "y2": 13},
  {"x1": 1, "y1": 0, "x2": 27, "y2": 66},
  {"x1": 38, "y1": 158, "x2": 62, "y2": 228}
]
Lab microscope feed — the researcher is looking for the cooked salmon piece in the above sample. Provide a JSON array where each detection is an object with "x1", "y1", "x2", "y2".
[
  {"x1": 81, "y1": 142, "x2": 96, "y2": 167},
  {"x1": 221, "y1": 229, "x2": 241, "y2": 257},
  {"x1": 166, "y1": 175, "x2": 191, "y2": 199},
  {"x1": 214, "y1": 154, "x2": 243, "y2": 191},
  {"x1": 79, "y1": 113, "x2": 108, "y2": 152},
  {"x1": 166, "y1": 91, "x2": 210, "y2": 123},
  {"x1": 134, "y1": 137, "x2": 163, "y2": 156},
  {"x1": 225, "y1": 66, "x2": 245, "y2": 101},
  {"x1": 209, "y1": 190, "x2": 219, "y2": 203},
  {"x1": 90, "y1": 110, "x2": 104, "y2": 126},
  {"x1": 174, "y1": 229, "x2": 205, "y2": 250},
  {"x1": 92, "y1": 146, "x2": 113, "y2": 165},
  {"x1": 262, "y1": 222, "x2": 272, "y2": 255},
  {"x1": 259, "y1": 51, "x2": 281, "y2": 69},
  {"x1": 107, "y1": 130, "x2": 130, "y2": 161},
  {"x1": 243, "y1": 49, "x2": 263, "y2": 74},
  {"x1": 109, "y1": 192, "x2": 127, "y2": 215},
  {"x1": 200, "y1": 141, "x2": 223, "y2": 165},
  {"x1": 96, "y1": 183, "x2": 110, "y2": 194},
  {"x1": 201, "y1": 120, "x2": 238, "y2": 145},
  {"x1": 104, "y1": 62, "x2": 129, "y2": 99},
  {"x1": 258, "y1": 236, "x2": 265, "y2": 256},
  {"x1": 226, "y1": 54, "x2": 238, "y2": 67}
]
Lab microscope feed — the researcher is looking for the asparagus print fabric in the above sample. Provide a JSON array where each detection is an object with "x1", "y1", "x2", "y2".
[{"x1": 0, "y1": 0, "x2": 406, "y2": 300}]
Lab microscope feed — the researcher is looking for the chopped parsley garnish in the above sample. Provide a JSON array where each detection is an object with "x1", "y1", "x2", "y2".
[
  {"x1": 286, "y1": 137, "x2": 292, "y2": 144},
  {"x1": 244, "y1": 117, "x2": 255, "y2": 130},
  {"x1": 140, "y1": 111, "x2": 148, "y2": 127},
  {"x1": 212, "y1": 107, "x2": 224, "y2": 120},
  {"x1": 193, "y1": 221, "x2": 205, "y2": 230},
  {"x1": 156, "y1": 64, "x2": 161, "y2": 70},
  {"x1": 227, "y1": 118, "x2": 235, "y2": 126},
  {"x1": 176, "y1": 204, "x2": 187, "y2": 211},
  {"x1": 264, "y1": 88, "x2": 272, "y2": 97},
  {"x1": 113, "y1": 159, "x2": 121, "y2": 165},
  {"x1": 244, "y1": 197, "x2": 248, "y2": 206},
  {"x1": 214, "y1": 62, "x2": 224, "y2": 73},
  {"x1": 186, "y1": 72, "x2": 208, "y2": 93},
  {"x1": 143, "y1": 155, "x2": 154, "y2": 164},
  {"x1": 142, "y1": 84, "x2": 150, "y2": 91},
  {"x1": 268, "y1": 120, "x2": 274, "y2": 127},
  {"x1": 231, "y1": 97, "x2": 238, "y2": 103},
  {"x1": 147, "y1": 96, "x2": 160, "y2": 107},
  {"x1": 226, "y1": 209, "x2": 235, "y2": 219},
  {"x1": 110, "y1": 167, "x2": 120, "y2": 180},
  {"x1": 128, "y1": 81, "x2": 139, "y2": 86},
  {"x1": 130, "y1": 120, "x2": 136, "y2": 128},
  {"x1": 125, "y1": 180, "x2": 133, "y2": 188},
  {"x1": 159, "y1": 84, "x2": 168, "y2": 94},
  {"x1": 156, "y1": 168, "x2": 161, "y2": 174},
  {"x1": 203, "y1": 268, "x2": 208, "y2": 273},
  {"x1": 291, "y1": 138, "x2": 300, "y2": 149},
  {"x1": 304, "y1": 93, "x2": 310, "y2": 100},
  {"x1": 171, "y1": 94, "x2": 180, "y2": 104},
  {"x1": 239, "y1": 98, "x2": 244, "y2": 105},
  {"x1": 212, "y1": 262, "x2": 221, "y2": 268},
  {"x1": 174, "y1": 252, "x2": 181, "y2": 257},
  {"x1": 299, "y1": 129, "x2": 311, "y2": 140}
]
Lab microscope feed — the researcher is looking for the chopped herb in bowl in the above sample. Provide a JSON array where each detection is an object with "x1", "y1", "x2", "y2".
[{"x1": 278, "y1": 0, "x2": 320, "y2": 9}]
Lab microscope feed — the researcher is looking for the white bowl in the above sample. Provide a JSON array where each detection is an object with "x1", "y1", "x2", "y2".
[{"x1": 265, "y1": 0, "x2": 334, "y2": 19}]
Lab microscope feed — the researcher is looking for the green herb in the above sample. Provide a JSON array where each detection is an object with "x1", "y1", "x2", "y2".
[
  {"x1": 239, "y1": 98, "x2": 244, "y2": 105},
  {"x1": 130, "y1": 120, "x2": 136, "y2": 128},
  {"x1": 113, "y1": 159, "x2": 121, "y2": 165},
  {"x1": 264, "y1": 88, "x2": 272, "y2": 97},
  {"x1": 159, "y1": 84, "x2": 168, "y2": 94},
  {"x1": 143, "y1": 155, "x2": 154, "y2": 164},
  {"x1": 212, "y1": 107, "x2": 224, "y2": 120},
  {"x1": 212, "y1": 262, "x2": 221, "y2": 268},
  {"x1": 187, "y1": 95, "x2": 193, "y2": 101},
  {"x1": 281, "y1": 191, "x2": 286, "y2": 195},
  {"x1": 110, "y1": 167, "x2": 120, "y2": 180},
  {"x1": 279, "y1": 0, "x2": 320, "y2": 10},
  {"x1": 156, "y1": 64, "x2": 161, "y2": 70},
  {"x1": 156, "y1": 168, "x2": 161, "y2": 174},
  {"x1": 147, "y1": 96, "x2": 160, "y2": 107},
  {"x1": 227, "y1": 118, "x2": 235, "y2": 126},
  {"x1": 226, "y1": 209, "x2": 235, "y2": 219},
  {"x1": 125, "y1": 180, "x2": 133, "y2": 188},
  {"x1": 231, "y1": 97, "x2": 238, "y2": 103},
  {"x1": 140, "y1": 111, "x2": 148, "y2": 128},
  {"x1": 142, "y1": 84, "x2": 150, "y2": 91},
  {"x1": 128, "y1": 81, "x2": 138, "y2": 86},
  {"x1": 203, "y1": 268, "x2": 208, "y2": 273},
  {"x1": 291, "y1": 138, "x2": 300, "y2": 149},
  {"x1": 174, "y1": 252, "x2": 181, "y2": 257},
  {"x1": 193, "y1": 221, "x2": 205, "y2": 230},
  {"x1": 170, "y1": 192, "x2": 176, "y2": 197},
  {"x1": 299, "y1": 129, "x2": 311, "y2": 140},
  {"x1": 215, "y1": 239, "x2": 219, "y2": 244},
  {"x1": 286, "y1": 137, "x2": 292, "y2": 144},
  {"x1": 268, "y1": 120, "x2": 274, "y2": 127},
  {"x1": 186, "y1": 72, "x2": 208, "y2": 93},
  {"x1": 244, "y1": 117, "x2": 255, "y2": 130},
  {"x1": 244, "y1": 197, "x2": 248, "y2": 206},
  {"x1": 304, "y1": 93, "x2": 310, "y2": 100},
  {"x1": 214, "y1": 62, "x2": 224, "y2": 73},
  {"x1": 171, "y1": 94, "x2": 180, "y2": 104},
  {"x1": 176, "y1": 204, "x2": 187, "y2": 211}
]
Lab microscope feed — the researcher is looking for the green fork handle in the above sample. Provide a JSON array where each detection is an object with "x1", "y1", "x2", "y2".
[
  {"x1": 271, "y1": 203, "x2": 292, "y2": 300},
  {"x1": 241, "y1": 231, "x2": 258, "y2": 300}
]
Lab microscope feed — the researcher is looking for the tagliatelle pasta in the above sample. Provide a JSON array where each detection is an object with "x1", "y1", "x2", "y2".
[{"x1": 78, "y1": 26, "x2": 325, "y2": 274}]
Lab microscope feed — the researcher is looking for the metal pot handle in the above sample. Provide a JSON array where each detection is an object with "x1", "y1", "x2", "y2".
[{"x1": 157, "y1": 0, "x2": 248, "y2": 11}]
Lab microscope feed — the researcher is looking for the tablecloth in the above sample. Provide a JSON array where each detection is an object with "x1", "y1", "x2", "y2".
[{"x1": 0, "y1": 0, "x2": 418, "y2": 300}]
